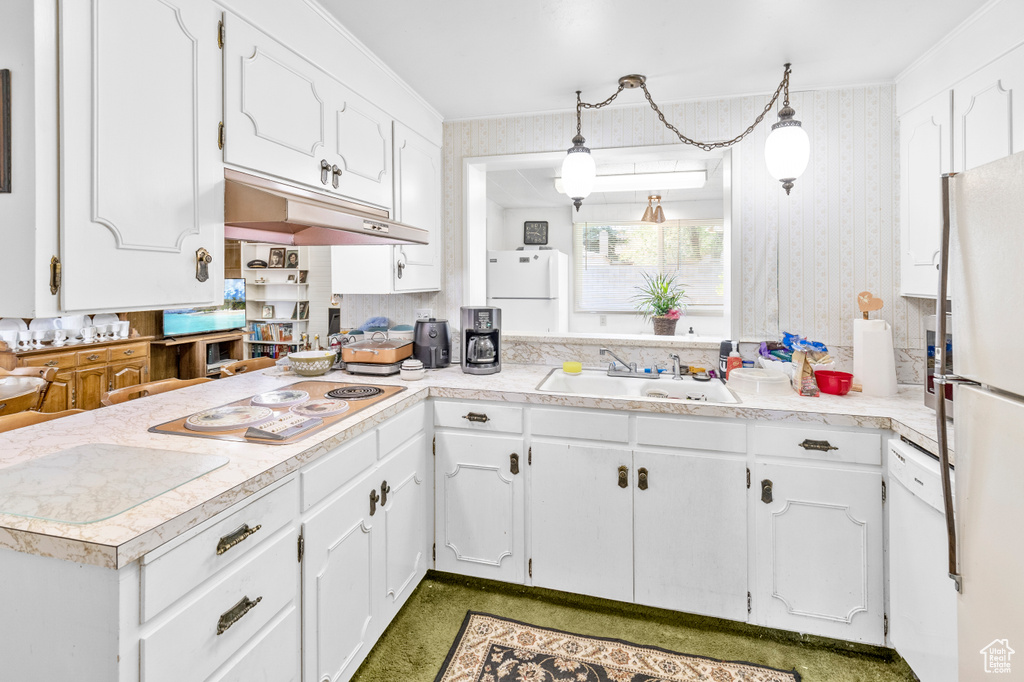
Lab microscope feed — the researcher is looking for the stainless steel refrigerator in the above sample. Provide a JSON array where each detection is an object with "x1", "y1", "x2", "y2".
[{"x1": 936, "y1": 150, "x2": 1024, "y2": 680}]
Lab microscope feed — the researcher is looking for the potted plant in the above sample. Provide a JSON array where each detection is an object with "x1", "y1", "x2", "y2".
[{"x1": 633, "y1": 272, "x2": 686, "y2": 335}]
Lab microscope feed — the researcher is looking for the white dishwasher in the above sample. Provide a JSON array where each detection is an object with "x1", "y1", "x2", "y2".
[{"x1": 888, "y1": 438, "x2": 957, "y2": 682}]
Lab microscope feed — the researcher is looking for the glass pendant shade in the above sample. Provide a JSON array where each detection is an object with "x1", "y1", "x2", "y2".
[
  {"x1": 653, "y1": 203, "x2": 666, "y2": 223},
  {"x1": 561, "y1": 135, "x2": 596, "y2": 211},
  {"x1": 764, "y1": 107, "x2": 810, "y2": 194},
  {"x1": 641, "y1": 197, "x2": 656, "y2": 222}
]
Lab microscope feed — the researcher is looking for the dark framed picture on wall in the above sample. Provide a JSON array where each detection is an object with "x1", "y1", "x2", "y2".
[
  {"x1": 1, "y1": 69, "x2": 11, "y2": 193},
  {"x1": 524, "y1": 221, "x2": 548, "y2": 245}
]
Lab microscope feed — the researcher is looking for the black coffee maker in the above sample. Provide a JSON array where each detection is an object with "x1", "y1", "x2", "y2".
[
  {"x1": 461, "y1": 306, "x2": 501, "y2": 375},
  {"x1": 412, "y1": 318, "x2": 451, "y2": 368}
]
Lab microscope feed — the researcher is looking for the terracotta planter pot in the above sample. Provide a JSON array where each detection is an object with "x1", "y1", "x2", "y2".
[{"x1": 652, "y1": 316, "x2": 678, "y2": 336}]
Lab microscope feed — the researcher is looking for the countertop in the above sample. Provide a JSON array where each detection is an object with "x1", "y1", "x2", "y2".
[{"x1": 0, "y1": 364, "x2": 951, "y2": 569}]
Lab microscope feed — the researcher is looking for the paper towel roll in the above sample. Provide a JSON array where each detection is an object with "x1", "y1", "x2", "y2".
[{"x1": 853, "y1": 319, "x2": 899, "y2": 397}]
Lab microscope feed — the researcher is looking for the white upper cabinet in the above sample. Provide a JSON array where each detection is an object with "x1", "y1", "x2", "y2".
[
  {"x1": 58, "y1": 0, "x2": 224, "y2": 312},
  {"x1": 223, "y1": 14, "x2": 392, "y2": 211},
  {"x1": 952, "y1": 45, "x2": 1024, "y2": 172},
  {"x1": 393, "y1": 123, "x2": 442, "y2": 292},
  {"x1": 899, "y1": 92, "x2": 951, "y2": 298}
]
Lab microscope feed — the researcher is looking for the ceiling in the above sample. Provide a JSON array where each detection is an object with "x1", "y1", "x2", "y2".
[
  {"x1": 319, "y1": 0, "x2": 988, "y2": 120},
  {"x1": 487, "y1": 158, "x2": 724, "y2": 209}
]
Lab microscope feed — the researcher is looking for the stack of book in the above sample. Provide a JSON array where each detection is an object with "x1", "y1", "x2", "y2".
[{"x1": 248, "y1": 322, "x2": 294, "y2": 342}]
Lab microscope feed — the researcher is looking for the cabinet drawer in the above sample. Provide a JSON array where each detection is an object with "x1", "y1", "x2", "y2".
[
  {"x1": 141, "y1": 479, "x2": 298, "y2": 621},
  {"x1": 532, "y1": 408, "x2": 629, "y2": 442},
  {"x1": 300, "y1": 430, "x2": 377, "y2": 512},
  {"x1": 76, "y1": 348, "x2": 109, "y2": 366},
  {"x1": 19, "y1": 352, "x2": 76, "y2": 370},
  {"x1": 378, "y1": 401, "x2": 428, "y2": 459},
  {"x1": 637, "y1": 415, "x2": 746, "y2": 453},
  {"x1": 206, "y1": 605, "x2": 300, "y2": 682},
  {"x1": 753, "y1": 425, "x2": 881, "y2": 465},
  {"x1": 434, "y1": 401, "x2": 523, "y2": 433},
  {"x1": 141, "y1": 529, "x2": 298, "y2": 682},
  {"x1": 110, "y1": 341, "x2": 148, "y2": 360}
]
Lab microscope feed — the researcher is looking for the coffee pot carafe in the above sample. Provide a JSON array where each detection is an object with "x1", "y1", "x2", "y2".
[{"x1": 460, "y1": 306, "x2": 501, "y2": 375}]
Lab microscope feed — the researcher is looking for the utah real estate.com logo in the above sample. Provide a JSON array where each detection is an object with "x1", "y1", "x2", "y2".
[{"x1": 981, "y1": 639, "x2": 1015, "y2": 674}]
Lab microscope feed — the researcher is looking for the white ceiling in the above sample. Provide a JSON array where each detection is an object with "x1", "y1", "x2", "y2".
[{"x1": 319, "y1": 0, "x2": 988, "y2": 119}]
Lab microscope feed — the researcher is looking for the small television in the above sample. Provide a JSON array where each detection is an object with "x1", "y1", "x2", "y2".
[{"x1": 162, "y1": 279, "x2": 247, "y2": 337}]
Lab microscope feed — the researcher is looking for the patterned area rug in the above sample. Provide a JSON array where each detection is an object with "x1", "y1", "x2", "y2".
[{"x1": 435, "y1": 612, "x2": 801, "y2": 682}]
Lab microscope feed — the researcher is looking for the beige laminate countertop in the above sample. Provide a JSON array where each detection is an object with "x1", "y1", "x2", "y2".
[{"x1": 0, "y1": 364, "x2": 951, "y2": 569}]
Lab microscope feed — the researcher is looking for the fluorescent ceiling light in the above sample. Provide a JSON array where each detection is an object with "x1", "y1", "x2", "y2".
[{"x1": 554, "y1": 170, "x2": 706, "y2": 195}]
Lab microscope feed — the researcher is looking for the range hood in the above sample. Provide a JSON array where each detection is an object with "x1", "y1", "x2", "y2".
[{"x1": 223, "y1": 169, "x2": 429, "y2": 246}]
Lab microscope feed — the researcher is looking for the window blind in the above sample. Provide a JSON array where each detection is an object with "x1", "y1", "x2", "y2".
[{"x1": 573, "y1": 220, "x2": 725, "y2": 313}]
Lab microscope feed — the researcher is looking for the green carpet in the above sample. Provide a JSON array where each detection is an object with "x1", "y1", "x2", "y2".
[{"x1": 351, "y1": 572, "x2": 918, "y2": 682}]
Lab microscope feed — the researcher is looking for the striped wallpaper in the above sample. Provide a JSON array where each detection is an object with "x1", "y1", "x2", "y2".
[{"x1": 338, "y1": 84, "x2": 931, "y2": 351}]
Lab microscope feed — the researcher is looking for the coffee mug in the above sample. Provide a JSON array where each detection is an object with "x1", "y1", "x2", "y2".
[
  {"x1": 81, "y1": 326, "x2": 97, "y2": 342},
  {"x1": 117, "y1": 321, "x2": 130, "y2": 338}
]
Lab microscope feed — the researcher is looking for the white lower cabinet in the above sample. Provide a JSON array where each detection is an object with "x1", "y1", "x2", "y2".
[
  {"x1": 434, "y1": 431, "x2": 526, "y2": 583},
  {"x1": 754, "y1": 463, "x2": 884, "y2": 645},
  {"x1": 633, "y1": 450, "x2": 748, "y2": 621},
  {"x1": 531, "y1": 442, "x2": 633, "y2": 602}
]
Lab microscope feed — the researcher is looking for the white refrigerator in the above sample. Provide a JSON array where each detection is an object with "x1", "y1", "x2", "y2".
[
  {"x1": 937, "y1": 151, "x2": 1024, "y2": 680},
  {"x1": 486, "y1": 250, "x2": 569, "y2": 333}
]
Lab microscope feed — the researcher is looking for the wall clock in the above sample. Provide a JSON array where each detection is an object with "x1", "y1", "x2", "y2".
[{"x1": 523, "y1": 221, "x2": 548, "y2": 245}]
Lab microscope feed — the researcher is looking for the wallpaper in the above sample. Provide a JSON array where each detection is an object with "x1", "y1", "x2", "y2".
[{"x1": 338, "y1": 84, "x2": 931, "y2": 353}]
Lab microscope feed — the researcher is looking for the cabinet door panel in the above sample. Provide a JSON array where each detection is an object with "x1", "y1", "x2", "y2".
[
  {"x1": 302, "y1": 470, "x2": 382, "y2": 682},
  {"x1": 634, "y1": 450, "x2": 747, "y2": 621},
  {"x1": 392, "y1": 123, "x2": 441, "y2": 291},
  {"x1": 75, "y1": 366, "x2": 108, "y2": 411},
  {"x1": 109, "y1": 359, "x2": 148, "y2": 391},
  {"x1": 59, "y1": 0, "x2": 223, "y2": 311},
  {"x1": 755, "y1": 463, "x2": 884, "y2": 644},
  {"x1": 330, "y1": 86, "x2": 392, "y2": 209},
  {"x1": 41, "y1": 370, "x2": 74, "y2": 413},
  {"x1": 380, "y1": 434, "x2": 429, "y2": 622},
  {"x1": 435, "y1": 432, "x2": 525, "y2": 583},
  {"x1": 899, "y1": 91, "x2": 951, "y2": 298},
  {"x1": 530, "y1": 441, "x2": 633, "y2": 602},
  {"x1": 953, "y1": 46, "x2": 1024, "y2": 172}
]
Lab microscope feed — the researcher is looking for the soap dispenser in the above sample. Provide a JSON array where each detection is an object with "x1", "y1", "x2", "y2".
[{"x1": 726, "y1": 341, "x2": 742, "y2": 379}]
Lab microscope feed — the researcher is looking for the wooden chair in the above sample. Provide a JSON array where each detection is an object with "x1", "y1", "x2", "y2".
[
  {"x1": 100, "y1": 377, "x2": 213, "y2": 406},
  {"x1": 0, "y1": 367, "x2": 56, "y2": 412},
  {"x1": 218, "y1": 357, "x2": 277, "y2": 377},
  {"x1": 0, "y1": 409, "x2": 85, "y2": 434}
]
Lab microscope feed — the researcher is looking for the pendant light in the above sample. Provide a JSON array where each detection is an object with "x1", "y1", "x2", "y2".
[
  {"x1": 641, "y1": 195, "x2": 665, "y2": 223},
  {"x1": 561, "y1": 65, "x2": 806, "y2": 210},
  {"x1": 561, "y1": 91, "x2": 596, "y2": 211},
  {"x1": 763, "y1": 64, "x2": 810, "y2": 195}
]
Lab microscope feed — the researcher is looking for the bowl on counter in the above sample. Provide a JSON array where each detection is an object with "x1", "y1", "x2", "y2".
[
  {"x1": 287, "y1": 350, "x2": 336, "y2": 377},
  {"x1": 388, "y1": 325, "x2": 415, "y2": 342},
  {"x1": 815, "y1": 370, "x2": 854, "y2": 396},
  {"x1": 400, "y1": 358, "x2": 425, "y2": 381}
]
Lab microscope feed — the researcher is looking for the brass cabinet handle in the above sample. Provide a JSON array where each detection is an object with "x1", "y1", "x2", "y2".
[
  {"x1": 331, "y1": 164, "x2": 342, "y2": 189},
  {"x1": 380, "y1": 480, "x2": 390, "y2": 507},
  {"x1": 617, "y1": 465, "x2": 629, "y2": 489},
  {"x1": 45, "y1": 360, "x2": 59, "y2": 367},
  {"x1": 87, "y1": 354, "x2": 101, "y2": 361},
  {"x1": 369, "y1": 489, "x2": 379, "y2": 516},
  {"x1": 509, "y1": 453, "x2": 520, "y2": 475},
  {"x1": 761, "y1": 479, "x2": 774, "y2": 504},
  {"x1": 637, "y1": 467, "x2": 649, "y2": 491},
  {"x1": 216, "y1": 523, "x2": 262, "y2": 556},
  {"x1": 798, "y1": 439, "x2": 838, "y2": 452},
  {"x1": 123, "y1": 349, "x2": 135, "y2": 356},
  {"x1": 0, "y1": 403, "x2": 6, "y2": 412},
  {"x1": 462, "y1": 412, "x2": 490, "y2": 423},
  {"x1": 320, "y1": 159, "x2": 332, "y2": 185},
  {"x1": 216, "y1": 595, "x2": 262, "y2": 635}
]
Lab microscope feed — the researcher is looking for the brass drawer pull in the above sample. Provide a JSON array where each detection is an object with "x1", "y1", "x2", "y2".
[
  {"x1": 380, "y1": 480, "x2": 390, "y2": 507},
  {"x1": 798, "y1": 439, "x2": 838, "y2": 452},
  {"x1": 123, "y1": 349, "x2": 135, "y2": 356},
  {"x1": 637, "y1": 467, "x2": 649, "y2": 490},
  {"x1": 216, "y1": 595, "x2": 262, "y2": 635},
  {"x1": 369, "y1": 489, "x2": 379, "y2": 516},
  {"x1": 761, "y1": 479, "x2": 774, "y2": 504},
  {"x1": 215, "y1": 523, "x2": 262, "y2": 556},
  {"x1": 509, "y1": 453, "x2": 520, "y2": 475},
  {"x1": 87, "y1": 354, "x2": 101, "y2": 361},
  {"x1": 0, "y1": 403, "x2": 6, "y2": 412},
  {"x1": 462, "y1": 412, "x2": 490, "y2": 423},
  {"x1": 617, "y1": 465, "x2": 628, "y2": 489},
  {"x1": 45, "y1": 360, "x2": 60, "y2": 367}
]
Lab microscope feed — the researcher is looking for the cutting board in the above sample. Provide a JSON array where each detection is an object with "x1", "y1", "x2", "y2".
[{"x1": 0, "y1": 444, "x2": 228, "y2": 524}]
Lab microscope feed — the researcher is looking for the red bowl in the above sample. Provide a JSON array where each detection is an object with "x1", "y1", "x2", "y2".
[{"x1": 815, "y1": 370, "x2": 854, "y2": 396}]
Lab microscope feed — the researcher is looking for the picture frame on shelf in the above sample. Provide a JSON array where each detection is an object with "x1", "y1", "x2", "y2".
[
  {"x1": 261, "y1": 304, "x2": 275, "y2": 319},
  {"x1": 298, "y1": 270, "x2": 308, "y2": 284},
  {"x1": 268, "y1": 248, "x2": 286, "y2": 268},
  {"x1": 287, "y1": 274, "x2": 296, "y2": 283},
  {"x1": 290, "y1": 303, "x2": 298, "y2": 320},
  {"x1": 298, "y1": 301, "x2": 309, "y2": 320},
  {"x1": 285, "y1": 250, "x2": 299, "y2": 269}
]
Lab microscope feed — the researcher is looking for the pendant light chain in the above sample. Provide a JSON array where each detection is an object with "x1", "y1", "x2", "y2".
[{"x1": 574, "y1": 64, "x2": 793, "y2": 152}]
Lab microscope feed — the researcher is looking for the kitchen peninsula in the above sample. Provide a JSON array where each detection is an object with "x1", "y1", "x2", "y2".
[{"x1": 0, "y1": 364, "x2": 944, "y2": 681}]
